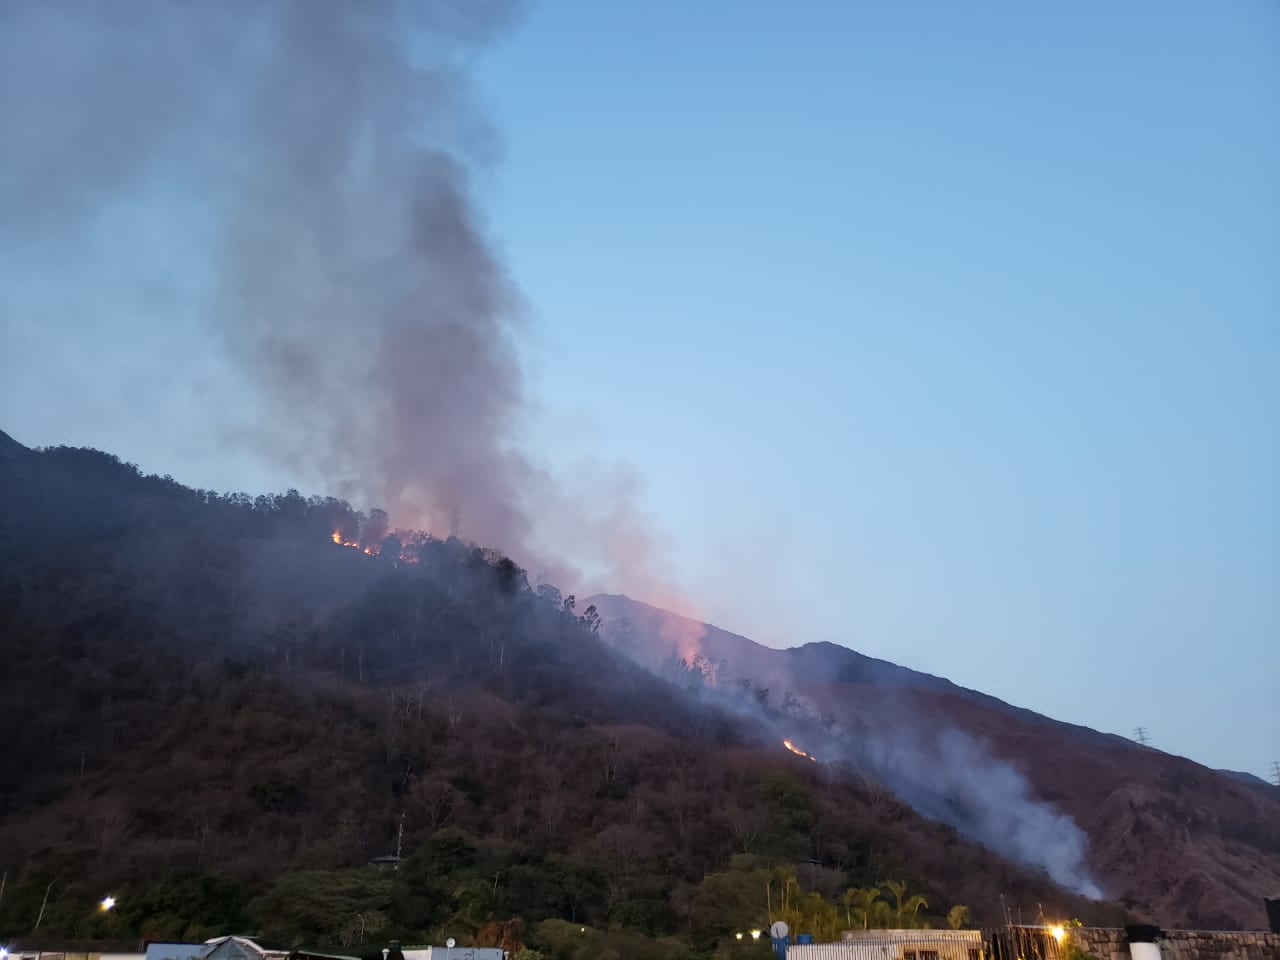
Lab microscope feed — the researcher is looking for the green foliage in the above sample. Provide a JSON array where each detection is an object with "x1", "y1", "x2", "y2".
[
  {"x1": 778, "y1": 888, "x2": 842, "y2": 942},
  {"x1": 1063, "y1": 919, "x2": 1101, "y2": 960},
  {"x1": 249, "y1": 869, "x2": 394, "y2": 947},
  {"x1": 947, "y1": 904, "x2": 971, "y2": 930},
  {"x1": 123, "y1": 869, "x2": 250, "y2": 942},
  {"x1": 882, "y1": 880, "x2": 928, "y2": 927},
  {"x1": 421, "y1": 830, "x2": 480, "y2": 874},
  {"x1": 762, "y1": 777, "x2": 816, "y2": 840},
  {"x1": 688, "y1": 862, "x2": 769, "y2": 949},
  {"x1": 836, "y1": 882, "x2": 943, "y2": 931},
  {"x1": 532, "y1": 919, "x2": 691, "y2": 960},
  {"x1": 843, "y1": 886, "x2": 892, "y2": 930},
  {"x1": 610, "y1": 898, "x2": 679, "y2": 937}
]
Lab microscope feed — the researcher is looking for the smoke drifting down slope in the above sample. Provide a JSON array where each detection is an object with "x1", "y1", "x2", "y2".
[
  {"x1": 0, "y1": 0, "x2": 659, "y2": 592},
  {"x1": 863, "y1": 726, "x2": 1102, "y2": 898},
  {"x1": 590, "y1": 594, "x2": 1105, "y2": 899}
]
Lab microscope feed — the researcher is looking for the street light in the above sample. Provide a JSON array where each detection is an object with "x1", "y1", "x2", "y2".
[
  {"x1": 750, "y1": 930, "x2": 762, "y2": 940},
  {"x1": 1050, "y1": 925, "x2": 1065, "y2": 943},
  {"x1": 735, "y1": 933, "x2": 744, "y2": 941},
  {"x1": 100, "y1": 895, "x2": 116, "y2": 912}
]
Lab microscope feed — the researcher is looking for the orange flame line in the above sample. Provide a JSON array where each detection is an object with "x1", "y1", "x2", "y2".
[
  {"x1": 330, "y1": 530, "x2": 419, "y2": 565},
  {"x1": 782, "y1": 738, "x2": 818, "y2": 762}
]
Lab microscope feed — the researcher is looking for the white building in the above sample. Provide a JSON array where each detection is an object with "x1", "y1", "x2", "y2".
[
  {"x1": 144, "y1": 936, "x2": 288, "y2": 960},
  {"x1": 787, "y1": 930, "x2": 984, "y2": 960},
  {"x1": 402, "y1": 949, "x2": 504, "y2": 960}
]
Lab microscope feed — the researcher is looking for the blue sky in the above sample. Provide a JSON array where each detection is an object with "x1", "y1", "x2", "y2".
[
  {"x1": 472, "y1": 1, "x2": 1279, "y2": 776},
  {"x1": 1, "y1": 1, "x2": 1276, "y2": 778}
]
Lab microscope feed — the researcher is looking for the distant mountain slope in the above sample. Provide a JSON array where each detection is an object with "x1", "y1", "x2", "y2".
[
  {"x1": 1220, "y1": 769, "x2": 1277, "y2": 790},
  {"x1": 0, "y1": 428, "x2": 30, "y2": 460},
  {"x1": 589, "y1": 594, "x2": 1280, "y2": 930}
]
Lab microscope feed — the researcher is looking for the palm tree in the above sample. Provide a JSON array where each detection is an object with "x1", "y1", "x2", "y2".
[
  {"x1": 843, "y1": 887, "x2": 885, "y2": 930},
  {"x1": 882, "y1": 880, "x2": 928, "y2": 928},
  {"x1": 900, "y1": 894, "x2": 929, "y2": 928},
  {"x1": 947, "y1": 905, "x2": 971, "y2": 930}
]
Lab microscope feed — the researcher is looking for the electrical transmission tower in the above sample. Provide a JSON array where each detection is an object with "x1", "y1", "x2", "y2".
[
  {"x1": 1271, "y1": 761, "x2": 1279, "y2": 788},
  {"x1": 1134, "y1": 727, "x2": 1150, "y2": 746}
]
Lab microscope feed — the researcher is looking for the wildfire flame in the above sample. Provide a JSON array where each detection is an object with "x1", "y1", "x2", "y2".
[
  {"x1": 330, "y1": 529, "x2": 419, "y2": 564},
  {"x1": 782, "y1": 738, "x2": 818, "y2": 763}
]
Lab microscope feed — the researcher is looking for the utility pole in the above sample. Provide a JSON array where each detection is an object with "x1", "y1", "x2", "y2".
[
  {"x1": 394, "y1": 811, "x2": 405, "y2": 869},
  {"x1": 1134, "y1": 727, "x2": 1149, "y2": 747}
]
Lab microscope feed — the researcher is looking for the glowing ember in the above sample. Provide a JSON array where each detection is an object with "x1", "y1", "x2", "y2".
[
  {"x1": 330, "y1": 529, "x2": 420, "y2": 564},
  {"x1": 782, "y1": 738, "x2": 818, "y2": 762}
]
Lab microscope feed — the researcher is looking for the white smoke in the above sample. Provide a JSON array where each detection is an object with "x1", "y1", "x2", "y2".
[{"x1": 861, "y1": 726, "x2": 1103, "y2": 897}]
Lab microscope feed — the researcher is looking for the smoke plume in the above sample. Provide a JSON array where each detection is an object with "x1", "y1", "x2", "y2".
[
  {"x1": 860, "y1": 725, "x2": 1103, "y2": 897},
  {"x1": 592, "y1": 597, "x2": 1104, "y2": 899},
  {"x1": 0, "y1": 0, "x2": 647, "y2": 588}
]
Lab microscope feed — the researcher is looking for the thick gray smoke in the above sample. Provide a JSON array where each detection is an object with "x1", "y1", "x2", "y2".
[
  {"x1": 859, "y1": 726, "x2": 1103, "y2": 897},
  {"x1": 0, "y1": 0, "x2": 607, "y2": 572}
]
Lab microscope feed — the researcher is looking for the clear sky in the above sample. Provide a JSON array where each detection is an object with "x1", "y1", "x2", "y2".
[
  {"x1": 2, "y1": 2, "x2": 1276, "y2": 778},
  {"x1": 473, "y1": 1, "x2": 1279, "y2": 778}
]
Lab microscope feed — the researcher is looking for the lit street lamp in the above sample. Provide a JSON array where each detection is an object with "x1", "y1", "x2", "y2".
[{"x1": 100, "y1": 895, "x2": 117, "y2": 912}]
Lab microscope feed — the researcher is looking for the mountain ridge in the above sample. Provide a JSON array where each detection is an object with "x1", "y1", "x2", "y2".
[
  {"x1": 0, "y1": 436, "x2": 1117, "y2": 952},
  {"x1": 1, "y1": 436, "x2": 1275, "y2": 946}
]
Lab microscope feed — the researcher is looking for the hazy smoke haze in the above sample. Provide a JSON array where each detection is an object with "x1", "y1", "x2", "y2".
[{"x1": 0, "y1": 0, "x2": 663, "y2": 595}]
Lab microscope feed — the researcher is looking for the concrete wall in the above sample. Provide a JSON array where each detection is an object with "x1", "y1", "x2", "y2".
[{"x1": 1070, "y1": 927, "x2": 1280, "y2": 960}]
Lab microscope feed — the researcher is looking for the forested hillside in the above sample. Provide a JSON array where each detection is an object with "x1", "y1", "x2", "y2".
[
  {"x1": 0, "y1": 437, "x2": 1116, "y2": 957},
  {"x1": 589, "y1": 597, "x2": 1280, "y2": 931}
]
